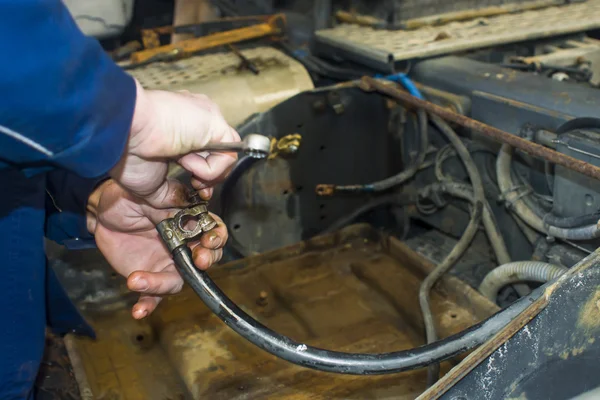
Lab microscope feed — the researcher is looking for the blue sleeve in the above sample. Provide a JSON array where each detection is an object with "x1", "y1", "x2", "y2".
[
  {"x1": 0, "y1": 0, "x2": 136, "y2": 178},
  {"x1": 45, "y1": 171, "x2": 106, "y2": 249}
]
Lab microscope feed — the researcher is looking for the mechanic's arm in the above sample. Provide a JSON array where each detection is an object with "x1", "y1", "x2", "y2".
[
  {"x1": 0, "y1": 0, "x2": 135, "y2": 178},
  {"x1": 0, "y1": 0, "x2": 239, "y2": 202}
]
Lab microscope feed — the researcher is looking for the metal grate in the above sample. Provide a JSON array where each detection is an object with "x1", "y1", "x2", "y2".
[
  {"x1": 316, "y1": 0, "x2": 600, "y2": 69},
  {"x1": 126, "y1": 46, "x2": 314, "y2": 130},
  {"x1": 129, "y1": 46, "x2": 298, "y2": 89}
]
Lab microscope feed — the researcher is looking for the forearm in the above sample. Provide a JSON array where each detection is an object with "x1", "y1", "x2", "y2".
[{"x1": 0, "y1": 0, "x2": 136, "y2": 177}]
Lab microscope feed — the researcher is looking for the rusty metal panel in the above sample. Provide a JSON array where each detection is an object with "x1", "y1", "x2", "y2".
[
  {"x1": 316, "y1": 0, "x2": 600, "y2": 68},
  {"x1": 66, "y1": 225, "x2": 497, "y2": 399}
]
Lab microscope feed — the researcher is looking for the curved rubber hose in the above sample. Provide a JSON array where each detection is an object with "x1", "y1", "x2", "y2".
[
  {"x1": 479, "y1": 262, "x2": 567, "y2": 302},
  {"x1": 420, "y1": 114, "x2": 487, "y2": 386},
  {"x1": 370, "y1": 109, "x2": 429, "y2": 191},
  {"x1": 546, "y1": 224, "x2": 600, "y2": 240},
  {"x1": 543, "y1": 212, "x2": 600, "y2": 228},
  {"x1": 497, "y1": 145, "x2": 600, "y2": 240},
  {"x1": 497, "y1": 144, "x2": 546, "y2": 233},
  {"x1": 171, "y1": 245, "x2": 542, "y2": 374},
  {"x1": 441, "y1": 182, "x2": 511, "y2": 265}
]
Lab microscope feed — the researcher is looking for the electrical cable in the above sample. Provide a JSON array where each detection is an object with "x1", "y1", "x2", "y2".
[
  {"x1": 170, "y1": 244, "x2": 544, "y2": 375},
  {"x1": 497, "y1": 144, "x2": 600, "y2": 240},
  {"x1": 543, "y1": 211, "x2": 600, "y2": 228},
  {"x1": 419, "y1": 114, "x2": 487, "y2": 386},
  {"x1": 322, "y1": 108, "x2": 428, "y2": 194},
  {"x1": 434, "y1": 146, "x2": 534, "y2": 297},
  {"x1": 187, "y1": 79, "x2": 549, "y2": 379}
]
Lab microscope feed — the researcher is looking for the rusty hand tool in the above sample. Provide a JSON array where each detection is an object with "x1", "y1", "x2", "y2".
[{"x1": 130, "y1": 14, "x2": 286, "y2": 64}]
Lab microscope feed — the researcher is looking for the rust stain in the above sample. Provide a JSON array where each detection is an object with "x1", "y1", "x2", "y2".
[{"x1": 576, "y1": 288, "x2": 600, "y2": 332}]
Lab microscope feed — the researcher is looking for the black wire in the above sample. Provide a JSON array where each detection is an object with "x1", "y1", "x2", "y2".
[{"x1": 172, "y1": 244, "x2": 544, "y2": 375}]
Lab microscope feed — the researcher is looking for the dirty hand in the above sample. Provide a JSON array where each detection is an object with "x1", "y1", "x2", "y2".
[
  {"x1": 110, "y1": 80, "x2": 240, "y2": 206},
  {"x1": 87, "y1": 180, "x2": 228, "y2": 319}
]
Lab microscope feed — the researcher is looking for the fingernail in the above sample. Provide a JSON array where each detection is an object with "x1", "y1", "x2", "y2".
[
  {"x1": 131, "y1": 277, "x2": 149, "y2": 292},
  {"x1": 208, "y1": 233, "x2": 222, "y2": 248},
  {"x1": 134, "y1": 308, "x2": 148, "y2": 319},
  {"x1": 199, "y1": 188, "x2": 211, "y2": 200}
]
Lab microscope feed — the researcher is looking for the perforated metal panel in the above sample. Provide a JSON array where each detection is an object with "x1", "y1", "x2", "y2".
[
  {"x1": 127, "y1": 47, "x2": 313, "y2": 127},
  {"x1": 316, "y1": 0, "x2": 600, "y2": 68},
  {"x1": 128, "y1": 47, "x2": 307, "y2": 90}
]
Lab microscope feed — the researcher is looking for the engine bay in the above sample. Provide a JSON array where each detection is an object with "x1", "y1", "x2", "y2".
[{"x1": 47, "y1": 2, "x2": 600, "y2": 399}]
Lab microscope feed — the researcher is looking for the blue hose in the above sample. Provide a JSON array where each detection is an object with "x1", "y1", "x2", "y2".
[{"x1": 375, "y1": 73, "x2": 424, "y2": 100}]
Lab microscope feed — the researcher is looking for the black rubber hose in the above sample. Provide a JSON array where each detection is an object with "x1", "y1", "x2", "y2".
[
  {"x1": 171, "y1": 244, "x2": 543, "y2": 375},
  {"x1": 420, "y1": 114, "x2": 488, "y2": 386}
]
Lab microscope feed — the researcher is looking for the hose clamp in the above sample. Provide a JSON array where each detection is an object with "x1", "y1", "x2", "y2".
[{"x1": 499, "y1": 185, "x2": 532, "y2": 211}]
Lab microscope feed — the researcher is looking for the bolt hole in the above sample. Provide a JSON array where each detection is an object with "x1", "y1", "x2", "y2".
[
  {"x1": 297, "y1": 123, "x2": 304, "y2": 129},
  {"x1": 451, "y1": 313, "x2": 457, "y2": 319},
  {"x1": 283, "y1": 190, "x2": 289, "y2": 195},
  {"x1": 180, "y1": 215, "x2": 199, "y2": 232},
  {"x1": 320, "y1": 145, "x2": 326, "y2": 151},
  {"x1": 136, "y1": 335, "x2": 144, "y2": 342},
  {"x1": 296, "y1": 185, "x2": 304, "y2": 192},
  {"x1": 233, "y1": 224, "x2": 241, "y2": 231},
  {"x1": 319, "y1": 204, "x2": 325, "y2": 209}
]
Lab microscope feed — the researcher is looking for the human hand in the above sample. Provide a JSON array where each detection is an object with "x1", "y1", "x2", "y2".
[
  {"x1": 110, "y1": 80, "x2": 240, "y2": 207},
  {"x1": 87, "y1": 180, "x2": 228, "y2": 319}
]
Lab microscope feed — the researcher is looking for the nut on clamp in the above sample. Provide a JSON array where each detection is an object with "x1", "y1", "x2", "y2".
[{"x1": 157, "y1": 202, "x2": 217, "y2": 252}]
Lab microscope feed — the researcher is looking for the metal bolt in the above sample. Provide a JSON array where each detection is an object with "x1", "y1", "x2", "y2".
[
  {"x1": 257, "y1": 291, "x2": 269, "y2": 306},
  {"x1": 164, "y1": 229, "x2": 174, "y2": 240}
]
